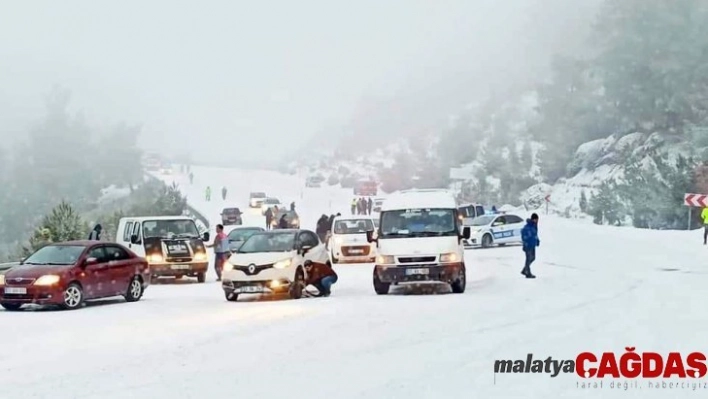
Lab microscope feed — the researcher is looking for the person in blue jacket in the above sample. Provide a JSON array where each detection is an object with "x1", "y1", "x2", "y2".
[{"x1": 521, "y1": 213, "x2": 540, "y2": 279}]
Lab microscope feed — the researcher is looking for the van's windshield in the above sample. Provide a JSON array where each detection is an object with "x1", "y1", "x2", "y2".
[
  {"x1": 143, "y1": 219, "x2": 200, "y2": 239},
  {"x1": 379, "y1": 208, "x2": 457, "y2": 238}
]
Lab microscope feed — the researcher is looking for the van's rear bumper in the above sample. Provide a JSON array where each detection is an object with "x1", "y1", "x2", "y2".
[{"x1": 374, "y1": 263, "x2": 465, "y2": 284}]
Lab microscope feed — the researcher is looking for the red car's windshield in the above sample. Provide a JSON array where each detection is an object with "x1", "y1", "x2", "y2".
[{"x1": 23, "y1": 245, "x2": 85, "y2": 266}]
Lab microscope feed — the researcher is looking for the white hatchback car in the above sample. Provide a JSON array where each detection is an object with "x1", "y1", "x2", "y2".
[
  {"x1": 328, "y1": 216, "x2": 377, "y2": 263},
  {"x1": 463, "y1": 214, "x2": 525, "y2": 248},
  {"x1": 260, "y1": 197, "x2": 282, "y2": 215},
  {"x1": 221, "y1": 229, "x2": 329, "y2": 301}
]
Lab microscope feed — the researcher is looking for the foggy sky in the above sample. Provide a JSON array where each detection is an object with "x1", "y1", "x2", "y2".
[{"x1": 0, "y1": 0, "x2": 600, "y2": 165}]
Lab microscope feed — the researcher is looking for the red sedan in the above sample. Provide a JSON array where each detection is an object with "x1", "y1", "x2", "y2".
[{"x1": 0, "y1": 241, "x2": 150, "y2": 310}]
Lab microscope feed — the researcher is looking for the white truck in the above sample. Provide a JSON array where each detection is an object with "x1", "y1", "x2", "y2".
[
  {"x1": 116, "y1": 216, "x2": 210, "y2": 283},
  {"x1": 366, "y1": 189, "x2": 470, "y2": 295}
]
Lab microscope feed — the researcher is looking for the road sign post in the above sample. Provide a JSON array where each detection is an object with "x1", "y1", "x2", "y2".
[
  {"x1": 545, "y1": 194, "x2": 550, "y2": 215},
  {"x1": 684, "y1": 193, "x2": 708, "y2": 230}
]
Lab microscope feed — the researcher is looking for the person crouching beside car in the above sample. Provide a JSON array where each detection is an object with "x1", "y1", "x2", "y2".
[{"x1": 304, "y1": 260, "x2": 338, "y2": 297}]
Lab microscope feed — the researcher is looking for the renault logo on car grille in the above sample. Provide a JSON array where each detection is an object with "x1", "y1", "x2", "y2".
[
  {"x1": 248, "y1": 264, "x2": 256, "y2": 274},
  {"x1": 15, "y1": 278, "x2": 22, "y2": 282}
]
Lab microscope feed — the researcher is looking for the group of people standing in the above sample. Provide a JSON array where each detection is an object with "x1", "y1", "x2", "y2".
[
  {"x1": 264, "y1": 202, "x2": 297, "y2": 230},
  {"x1": 351, "y1": 197, "x2": 373, "y2": 215}
]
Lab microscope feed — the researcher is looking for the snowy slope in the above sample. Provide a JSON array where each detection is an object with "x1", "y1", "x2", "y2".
[{"x1": 1, "y1": 165, "x2": 707, "y2": 399}]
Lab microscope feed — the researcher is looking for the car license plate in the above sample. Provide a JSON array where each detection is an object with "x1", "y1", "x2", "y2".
[
  {"x1": 349, "y1": 249, "x2": 363, "y2": 254},
  {"x1": 238, "y1": 286, "x2": 263, "y2": 293},
  {"x1": 4, "y1": 287, "x2": 27, "y2": 294},
  {"x1": 406, "y1": 268, "x2": 429, "y2": 276},
  {"x1": 170, "y1": 264, "x2": 191, "y2": 270}
]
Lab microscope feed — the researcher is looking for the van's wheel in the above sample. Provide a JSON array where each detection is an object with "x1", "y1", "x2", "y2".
[
  {"x1": 61, "y1": 283, "x2": 84, "y2": 310},
  {"x1": 197, "y1": 272, "x2": 206, "y2": 283},
  {"x1": 451, "y1": 266, "x2": 466, "y2": 293},
  {"x1": 125, "y1": 276, "x2": 144, "y2": 302},
  {"x1": 373, "y1": 269, "x2": 390, "y2": 295},
  {"x1": 225, "y1": 292, "x2": 239, "y2": 302},
  {"x1": 289, "y1": 269, "x2": 304, "y2": 299},
  {"x1": 481, "y1": 234, "x2": 493, "y2": 248},
  {"x1": 1, "y1": 303, "x2": 22, "y2": 311},
  {"x1": 331, "y1": 252, "x2": 339, "y2": 264}
]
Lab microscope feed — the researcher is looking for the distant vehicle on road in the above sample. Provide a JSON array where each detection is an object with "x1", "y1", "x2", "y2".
[
  {"x1": 273, "y1": 210, "x2": 300, "y2": 229},
  {"x1": 457, "y1": 203, "x2": 485, "y2": 224},
  {"x1": 329, "y1": 215, "x2": 377, "y2": 264},
  {"x1": 373, "y1": 197, "x2": 385, "y2": 213},
  {"x1": 249, "y1": 192, "x2": 267, "y2": 208},
  {"x1": 306, "y1": 176, "x2": 322, "y2": 188},
  {"x1": 221, "y1": 207, "x2": 243, "y2": 226},
  {"x1": 261, "y1": 197, "x2": 282, "y2": 215},
  {"x1": 354, "y1": 180, "x2": 377, "y2": 196}
]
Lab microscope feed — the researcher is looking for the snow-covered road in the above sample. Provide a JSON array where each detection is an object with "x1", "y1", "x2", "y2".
[{"x1": 2, "y1": 166, "x2": 706, "y2": 399}]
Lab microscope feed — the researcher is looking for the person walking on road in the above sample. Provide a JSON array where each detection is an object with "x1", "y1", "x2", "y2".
[
  {"x1": 350, "y1": 198, "x2": 356, "y2": 215},
  {"x1": 221, "y1": 186, "x2": 227, "y2": 201},
  {"x1": 264, "y1": 207, "x2": 274, "y2": 230},
  {"x1": 206, "y1": 224, "x2": 230, "y2": 282},
  {"x1": 520, "y1": 213, "x2": 540, "y2": 279},
  {"x1": 205, "y1": 186, "x2": 211, "y2": 201},
  {"x1": 189, "y1": 172, "x2": 194, "y2": 184},
  {"x1": 367, "y1": 197, "x2": 373, "y2": 215},
  {"x1": 702, "y1": 207, "x2": 708, "y2": 244}
]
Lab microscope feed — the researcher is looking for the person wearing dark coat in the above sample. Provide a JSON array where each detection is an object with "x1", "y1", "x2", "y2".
[
  {"x1": 520, "y1": 213, "x2": 540, "y2": 279},
  {"x1": 88, "y1": 224, "x2": 102, "y2": 241},
  {"x1": 328, "y1": 215, "x2": 335, "y2": 231},
  {"x1": 304, "y1": 260, "x2": 338, "y2": 297},
  {"x1": 290, "y1": 202, "x2": 295, "y2": 211},
  {"x1": 278, "y1": 214, "x2": 289, "y2": 229},
  {"x1": 316, "y1": 215, "x2": 328, "y2": 242},
  {"x1": 264, "y1": 208, "x2": 273, "y2": 230},
  {"x1": 367, "y1": 198, "x2": 373, "y2": 215}
]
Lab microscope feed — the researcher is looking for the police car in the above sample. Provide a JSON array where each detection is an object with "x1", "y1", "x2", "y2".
[{"x1": 463, "y1": 213, "x2": 525, "y2": 248}]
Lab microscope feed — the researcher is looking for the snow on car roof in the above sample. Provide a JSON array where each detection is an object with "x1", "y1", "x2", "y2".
[
  {"x1": 119, "y1": 215, "x2": 194, "y2": 222},
  {"x1": 333, "y1": 215, "x2": 375, "y2": 222},
  {"x1": 381, "y1": 190, "x2": 456, "y2": 211}
]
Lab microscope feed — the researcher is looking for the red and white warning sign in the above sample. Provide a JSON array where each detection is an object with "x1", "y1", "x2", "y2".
[{"x1": 684, "y1": 193, "x2": 708, "y2": 207}]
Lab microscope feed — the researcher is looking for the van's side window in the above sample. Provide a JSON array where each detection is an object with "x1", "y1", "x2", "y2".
[
  {"x1": 123, "y1": 222, "x2": 133, "y2": 242},
  {"x1": 131, "y1": 222, "x2": 142, "y2": 241},
  {"x1": 475, "y1": 206, "x2": 485, "y2": 217}
]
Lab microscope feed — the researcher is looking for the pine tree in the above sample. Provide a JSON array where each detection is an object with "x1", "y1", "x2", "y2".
[
  {"x1": 579, "y1": 190, "x2": 588, "y2": 213},
  {"x1": 22, "y1": 201, "x2": 87, "y2": 255}
]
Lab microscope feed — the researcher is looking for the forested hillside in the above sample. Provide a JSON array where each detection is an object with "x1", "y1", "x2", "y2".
[{"x1": 295, "y1": 0, "x2": 708, "y2": 229}]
